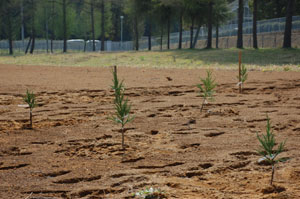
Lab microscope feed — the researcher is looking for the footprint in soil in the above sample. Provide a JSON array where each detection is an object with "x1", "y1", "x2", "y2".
[
  {"x1": 110, "y1": 173, "x2": 130, "y2": 178},
  {"x1": 121, "y1": 156, "x2": 145, "y2": 163},
  {"x1": 204, "y1": 132, "x2": 225, "y2": 137},
  {"x1": 134, "y1": 162, "x2": 184, "y2": 169},
  {"x1": 230, "y1": 151, "x2": 258, "y2": 160},
  {"x1": 70, "y1": 187, "x2": 125, "y2": 198},
  {"x1": 1, "y1": 146, "x2": 32, "y2": 156},
  {"x1": 111, "y1": 176, "x2": 149, "y2": 187},
  {"x1": 149, "y1": 130, "x2": 159, "y2": 135},
  {"x1": 199, "y1": 163, "x2": 213, "y2": 169},
  {"x1": 179, "y1": 143, "x2": 200, "y2": 149},
  {"x1": 147, "y1": 113, "x2": 156, "y2": 118},
  {"x1": 167, "y1": 91, "x2": 184, "y2": 96},
  {"x1": 261, "y1": 185, "x2": 286, "y2": 194},
  {"x1": 53, "y1": 175, "x2": 101, "y2": 184},
  {"x1": 185, "y1": 171, "x2": 204, "y2": 178},
  {"x1": 0, "y1": 163, "x2": 29, "y2": 170},
  {"x1": 213, "y1": 161, "x2": 250, "y2": 173},
  {"x1": 228, "y1": 161, "x2": 251, "y2": 170},
  {"x1": 39, "y1": 170, "x2": 71, "y2": 178}
]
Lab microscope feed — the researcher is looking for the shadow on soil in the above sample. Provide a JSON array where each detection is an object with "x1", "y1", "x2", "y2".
[{"x1": 167, "y1": 48, "x2": 300, "y2": 66}]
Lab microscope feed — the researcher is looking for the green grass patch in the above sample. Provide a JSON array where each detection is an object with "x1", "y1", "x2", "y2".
[{"x1": 0, "y1": 48, "x2": 299, "y2": 71}]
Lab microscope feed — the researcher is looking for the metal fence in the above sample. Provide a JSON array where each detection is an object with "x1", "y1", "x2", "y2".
[{"x1": 0, "y1": 16, "x2": 299, "y2": 53}]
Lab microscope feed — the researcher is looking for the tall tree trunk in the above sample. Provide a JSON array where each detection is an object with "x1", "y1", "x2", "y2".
[
  {"x1": 45, "y1": 7, "x2": 49, "y2": 53},
  {"x1": 91, "y1": 0, "x2": 95, "y2": 51},
  {"x1": 134, "y1": 15, "x2": 139, "y2": 51},
  {"x1": 30, "y1": 2, "x2": 35, "y2": 54},
  {"x1": 190, "y1": 17, "x2": 195, "y2": 49},
  {"x1": 207, "y1": 1, "x2": 213, "y2": 49},
  {"x1": 21, "y1": 0, "x2": 25, "y2": 51},
  {"x1": 25, "y1": 37, "x2": 32, "y2": 54},
  {"x1": 192, "y1": 23, "x2": 201, "y2": 49},
  {"x1": 84, "y1": 32, "x2": 87, "y2": 52},
  {"x1": 62, "y1": 0, "x2": 67, "y2": 53},
  {"x1": 160, "y1": 25, "x2": 163, "y2": 51},
  {"x1": 178, "y1": 11, "x2": 183, "y2": 49},
  {"x1": 30, "y1": 29, "x2": 35, "y2": 54},
  {"x1": 253, "y1": 0, "x2": 258, "y2": 49},
  {"x1": 237, "y1": 0, "x2": 243, "y2": 48},
  {"x1": 51, "y1": 0, "x2": 55, "y2": 53},
  {"x1": 8, "y1": 14, "x2": 13, "y2": 55},
  {"x1": 283, "y1": 0, "x2": 294, "y2": 48},
  {"x1": 167, "y1": 15, "x2": 170, "y2": 50},
  {"x1": 51, "y1": 39, "x2": 53, "y2": 53},
  {"x1": 216, "y1": 22, "x2": 219, "y2": 49},
  {"x1": 148, "y1": 18, "x2": 152, "y2": 51},
  {"x1": 101, "y1": 0, "x2": 105, "y2": 51}
]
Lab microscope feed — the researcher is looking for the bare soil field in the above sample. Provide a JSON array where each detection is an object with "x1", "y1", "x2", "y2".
[{"x1": 0, "y1": 64, "x2": 300, "y2": 199}]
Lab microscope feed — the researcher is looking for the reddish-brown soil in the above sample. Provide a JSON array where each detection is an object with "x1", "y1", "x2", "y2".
[{"x1": 0, "y1": 64, "x2": 300, "y2": 199}]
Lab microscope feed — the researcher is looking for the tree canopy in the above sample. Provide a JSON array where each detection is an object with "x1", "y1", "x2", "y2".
[{"x1": 0, "y1": 0, "x2": 299, "y2": 53}]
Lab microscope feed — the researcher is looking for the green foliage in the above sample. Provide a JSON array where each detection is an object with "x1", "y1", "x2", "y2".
[
  {"x1": 237, "y1": 64, "x2": 248, "y2": 93},
  {"x1": 240, "y1": 64, "x2": 248, "y2": 83},
  {"x1": 197, "y1": 70, "x2": 216, "y2": 99},
  {"x1": 24, "y1": 89, "x2": 36, "y2": 128},
  {"x1": 257, "y1": 115, "x2": 287, "y2": 185},
  {"x1": 213, "y1": 0, "x2": 232, "y2": 26},
  {"x1": 109, "y1": 67, "x2": 134, "y2": 150},
  {"x1": 0, "y1": 0, "x2": 20, "y2": 40},
  {"x1": 197, "y1": 70, "x2": 217, "y2": 112},
  {"x1": 134, "y1": 187, "x2": 165, "y2": 199},
  {"x1": 24, "y1": 89, "x2": 36, "y2": 110},
  {"x1": 237, "y1": 64, "x2": 248, "y2": 89}
]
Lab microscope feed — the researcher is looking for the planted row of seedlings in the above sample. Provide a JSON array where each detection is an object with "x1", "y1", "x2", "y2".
[
  {"x1": 196, "y1": 67, "x2": 287, "y2": 187},
  {"x1": 22, "y1": 65, "x2": 286, "y2": 198}
]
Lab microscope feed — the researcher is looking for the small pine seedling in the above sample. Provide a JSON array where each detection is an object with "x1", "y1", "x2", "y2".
[
  {"x1": 24, "y1": 89, "x2": 36, "y2": 128},
  {"x1": 197, "y1": 70, "x2": 217, "y2": 112},
  {"x1": 257, "y1": 116, "x2": 286, "y2": 186},
  {"x1": 109, "y1": 67, "x2": 134, "y2": 150},
  {"x1": 237, "y1": 64, "x2": 248, "y2": 93}
]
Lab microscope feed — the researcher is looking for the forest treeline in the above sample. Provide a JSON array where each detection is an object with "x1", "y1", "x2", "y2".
[{"x1": 0, "y1": 0, "x2": 299, "y2": 54}]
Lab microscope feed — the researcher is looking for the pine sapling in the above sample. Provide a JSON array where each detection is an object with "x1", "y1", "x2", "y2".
[
  {"x1": 197, "y1": 70, "x2": 217, "y2": 112},
  {"x1": 257, "y1": 116, "x2": 287, "y2": 186},
  {"x1": 24, "y1": 89, "x2": 36, "y2": 128},
  {"x1": 237, "y1": 64, "x2": 248, "y2": 93},
  {"x1": 109, "y1": 67, "x2": 134, "y2": 150}
]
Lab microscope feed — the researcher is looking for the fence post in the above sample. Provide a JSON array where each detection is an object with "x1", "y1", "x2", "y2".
[
  {"x1": 249, "y1": 36, "x2": 251, "y2": 48},
  {"x1": 226, "y1": 37, "x2": 229, "y2": 48}
]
